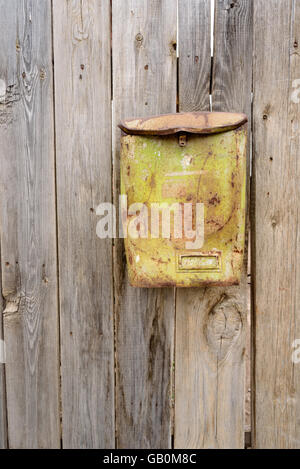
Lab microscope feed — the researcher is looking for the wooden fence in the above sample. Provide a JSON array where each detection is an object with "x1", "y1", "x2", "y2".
[{"x1": 0, "y1": 0, "x2": 299, "y2": 449}]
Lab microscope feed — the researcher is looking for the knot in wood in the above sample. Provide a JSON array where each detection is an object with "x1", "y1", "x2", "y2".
[
  {"x1": 205, "y1": 296, "x2": 242, "y2": 361},
  {"x1": 135, "y1": 33, "x2": 143, "y2": 42}
]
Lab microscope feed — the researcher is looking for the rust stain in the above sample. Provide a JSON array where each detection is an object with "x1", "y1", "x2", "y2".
[{"x1": 208, "y1": 193, "x2": 221, "y2": 206}]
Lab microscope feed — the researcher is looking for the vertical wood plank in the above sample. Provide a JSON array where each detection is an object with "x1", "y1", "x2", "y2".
[
  {"x1": 175, "y1": 0, "x2": 252, "y2": 448},
  {"x1": 253, "y1": 0, "x2": 300, "y2": 448},
  {"x1": 112, "y1": 0, "x2": 177, "y2": 448},
  {"x1": 0, "y1": 0, "x2": 60, "y2": 448},
  {"x1": 53, "y1": 0, "x2": 114, "y2": 448},
  {"x1": 0, "y1": 247, "x2": 7, "y2": 448},
  {"x1": 178, "y1": 0, "x2": 211, "y2": 112},
  {"x1": 212, "y1": 0, "x2": 252, "y2": 447},
  {"x1": 213, "y1": 0, "x2": 253, "y2": 443}
]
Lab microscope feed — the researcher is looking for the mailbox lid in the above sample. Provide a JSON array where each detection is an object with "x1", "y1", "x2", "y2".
[{"x1": 119, "y1": 111, "x2": 247, "y2": 136}]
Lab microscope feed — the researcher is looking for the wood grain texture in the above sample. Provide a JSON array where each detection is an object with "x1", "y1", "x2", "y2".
[
  {"x1": 213, "y1": 0, "x2": 253, "y2": 441},
  {"x1": 53, "y1": 0, "x2": 114, "y2": 448},
  {"x1": 175, "y1": 0, "x2": 252, "y2": 448},
  {"x1": 178, "y1": 0, "x2": 211, "y2": 112},
  {"x1": 253, "y1": 0, "x2": 300, "y2": 448},
  {"x1": 112, "y1": 0, "x2": 177, "y2": 449},
  {"x1": 0, "y1": 0, "x2": 60, "y2": 448},
  {"x1": 0, "y1": 246, "x2": 7, "y2": 449}
]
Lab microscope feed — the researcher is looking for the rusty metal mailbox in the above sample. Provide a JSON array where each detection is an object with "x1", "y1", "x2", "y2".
[{"x1": 119, "y1": 112, "x2": 247, "y2": 287}]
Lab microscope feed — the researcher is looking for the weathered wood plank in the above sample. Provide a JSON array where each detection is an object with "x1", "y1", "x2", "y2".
[
  {"x1": 178, "y1": 0, "x2": 211, "y2": 112},
  {"x1": 0, "y1": 0, "x2": 60, "y2": 448},
  {"x1": 112, "y1": 0, "x2": 177, "y2": 449},
  {"x1": 253, "y1": 0, "x2": 300, "y2": 448},
  {"x1": 53, "y1": 0, "x2": 114, "y2": 448},
  {"x1": 212, "y1": 0, "x2": 253, "y2": 443},
  {"x1": 175, "y1": 0, "x2": 252, "y2": 448},
  {"x1": 0, "y1": 246, "x2": 7, "y2": 449}
]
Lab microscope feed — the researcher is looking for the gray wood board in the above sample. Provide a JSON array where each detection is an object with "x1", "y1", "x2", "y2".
[
  {"x1": 0, "y1": 0, "x2": 60, "y2": 448},
  {"x1": 53, "y1": 0, "x2": 115, "y2": 448},
  {"x1": 113, "y1": 0, "x2": 177, "y2": 449}
]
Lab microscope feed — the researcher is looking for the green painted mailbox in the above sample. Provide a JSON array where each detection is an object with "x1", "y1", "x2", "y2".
[{"x1": 119, "y1": 112, "x2": 247, "y2": 288}]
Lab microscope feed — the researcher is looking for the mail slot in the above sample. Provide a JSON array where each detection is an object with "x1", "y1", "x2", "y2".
[{"x1": 119, "y1": 112, "x2": 247, "y2": 287}]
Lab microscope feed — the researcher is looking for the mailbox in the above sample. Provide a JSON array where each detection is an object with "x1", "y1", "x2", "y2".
[{"x1": 119, "y1": 112, "x2": 247, "y2": 287}]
